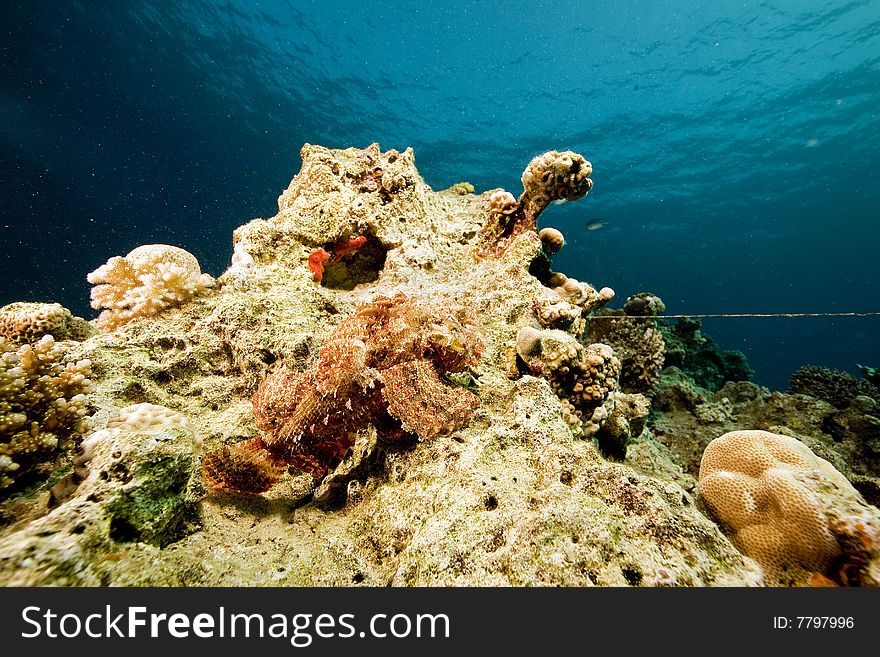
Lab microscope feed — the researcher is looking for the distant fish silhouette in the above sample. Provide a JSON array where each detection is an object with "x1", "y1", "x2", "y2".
[
  {"x1": 551, "y1": 199, "x2": 568, "y2": 206},
  {"x1": 585, "y1": 218, "x2": 608, "y2": 231}
]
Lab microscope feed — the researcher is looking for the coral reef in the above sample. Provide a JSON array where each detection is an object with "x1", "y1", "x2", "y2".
[
  {"x1": 203, "y1": 293, "x2": 483, "y2": 493},
  {"x1": 0, "y1": 302, "x2": 95, "y2": 344},
  {"x1": 0, "y1": 143, "x2": 791, "y2": 586},
  {"x1": 659, "y1": 317, "x2": 752, "y2": 391},
  {"x1": 307, "y1": 235, "x2": 369, "y2": 283},
  {"x1": 515, "y1": 326, "x2": 648, "y2": 458},
  {"x1": 0, "y1": 335, "x2": 94, "y2": 491},
  {"x1": 0, "y1": 417, "x2": 201, "y2": 584},
  {"x1": 87, "y1": 244, "x2": 215, "y2": 331},
  {"x1": 789, "y1": 365, "x2": 880, "y2": 409},
  {"x1": 699, "y1": 430, "x2": 880, "y2": 586}
]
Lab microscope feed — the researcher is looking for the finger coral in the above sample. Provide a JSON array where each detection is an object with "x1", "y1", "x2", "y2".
[
  {"x1": 699, "y1": 430, "x2": 880, "y2": 586},
  {"x1": 478, "y1": 150, "x2": 592, "y2": 256},
  {"x1": 203, "y1": 293, "x2": 483, "y2": 494},
  {"x1": 0, "y1": 335, "x2": 94, "y2": 491},
  {"x1": 87, "y1": 244, "x2": 215, "y2": 331}
]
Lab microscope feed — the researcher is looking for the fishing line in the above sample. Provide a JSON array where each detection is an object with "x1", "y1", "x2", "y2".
[{"x1": 590, "y1": 311, "x2": 880, "y2": 319}]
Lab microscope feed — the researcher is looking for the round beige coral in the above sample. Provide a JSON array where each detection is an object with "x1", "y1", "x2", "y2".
[
  {"x1": 699, "y1": 429, "x2": 873, "y2": 585},
  {"x1": 0, "y1": 302, "x2": 95, "y2": 344},
  {"x1": 88, "y1": 244, "x2": 215, "y2": 331}
]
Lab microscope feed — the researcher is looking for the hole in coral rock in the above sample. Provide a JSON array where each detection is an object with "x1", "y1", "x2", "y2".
[
  {"x1": 352, "y1": 572, "x2": 365, "y2": 584},
  {"x1": 622, "y1": 567, "x2": 643, "y2": 586},
  {"x1": 560, "y1": 470, "x2": 574, "y2": 486},
  {"x1": 319, "y1": 234, "x2": 387, "y2": 290},
  {"x1": 484, "y1": 494, "x2": 499, "y2": 511},
  {"x1": 260, "y1": 349, "x2": 277, "y2": 365},
  {"x1": 109, "y1": 516, "x2": 140, "y2": 543}
]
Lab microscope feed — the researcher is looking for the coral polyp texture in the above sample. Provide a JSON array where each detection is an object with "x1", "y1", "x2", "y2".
[
  {"x1": 699, "y1": 430, "x2": 880, "y2": 586},
  {"x1": 478, "y1": 150, "x2": 592, "y2": 256},
  {"x1": 789, "y1": 365, "x2": 880, "y2": 409},
  {"x1": 203, "y1": 292, "x2": 483, "y2": 494},
  {"x1": 0, "y1": 302, "x2": 95, "y2": 344},
  {"x1": 87, "y1": 244, "x2": 215, "y2": 331},
  {"x1": 585, "y1": 295, "x2": 667, "y2": 395},
  {"x1": 0, "y1": 335, "x2": 94, "y2": 490}
]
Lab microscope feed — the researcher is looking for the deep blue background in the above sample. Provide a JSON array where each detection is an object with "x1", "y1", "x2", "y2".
[{"x1": 2, "y1": 0, "x2": 878, "y2": 390}]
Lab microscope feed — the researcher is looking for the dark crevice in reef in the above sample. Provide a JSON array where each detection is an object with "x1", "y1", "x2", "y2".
[{"x1": 319, "y1": 233, "x2": 387, "y2": 290}]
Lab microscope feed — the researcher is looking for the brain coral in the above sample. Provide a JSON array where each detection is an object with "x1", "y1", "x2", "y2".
[
  {"x1": 87, "y1": 244, "x2": 215, "y2": 331},
  {"x1": 0, "y1": 302, "x2": 95, "y2": 344},
  {"x1": 203, "y1": 292, "x2": 483, "y2": 495},
  {"x1": 699, "y1": 429, "x2": 880, "y2": 585},
  {"x1": 0, "y1": 335, "x2": 94, "y2": 490}
]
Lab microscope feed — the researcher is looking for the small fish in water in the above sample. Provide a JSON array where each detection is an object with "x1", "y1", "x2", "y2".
[
  {"x1": 551, "y1": 199, "x2": 568, "y2": 206},
  {"x1": 586, "y1": 219, "x2": 608, "y2": 231}
]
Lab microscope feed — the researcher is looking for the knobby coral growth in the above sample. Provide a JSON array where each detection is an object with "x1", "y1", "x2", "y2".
[
  {"x1": 1, "y1": 335, "x2": 94, "y2": 490},
  {"x1": 477, "y1": 150, "x2": 593, "y2": 257},
  {"x1": 203, "y1": 293, "x2": 483, "y2": 494}
]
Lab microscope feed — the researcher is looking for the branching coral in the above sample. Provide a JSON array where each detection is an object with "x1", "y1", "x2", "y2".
[
  {"x1": 0, "y1": 335, "x2": 94, "y2": 490},
  {"x1": 0, "y1": 302, "x2": 95, "y2": 344},
  {"x1": 87, "y1": 244, "x2": 215, "y2": 331},
  {"x1": 203, "y1": 293, "x2": 483, "y2": 494},
  {"x1": 789, "y1": 365, "x2": 879, "y2": 409},
  {"x1": 699, "y1": 430, "x2": 880, "y2": 586},
  {"x1": 477, "y1": 151, "x2": 592, "y2": 256}
]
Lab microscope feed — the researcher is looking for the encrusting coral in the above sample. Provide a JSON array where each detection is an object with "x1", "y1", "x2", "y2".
[
  {"x1": 0, "y1": 302, "x2": 95, "y2": 344},
  {"x1": 699, "y1": 429, "x2": 880, "y2": 586},
  {"x1": 203, "y1": 292, "x2": 483, "y2": 494},
  {"x1": 0, "y1": 335, "x2": 94, "y2": 490},
  {"x1": 87, "y1": 244, "x2": 215, "y2": 331},
  {"x1": 515, "y1": 326, "x2": 648, "y2": 458}
]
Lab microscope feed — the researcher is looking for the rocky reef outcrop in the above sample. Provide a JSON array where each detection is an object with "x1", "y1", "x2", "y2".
[{"x1": 1, "y1": 143, "x2": 875, "y2": 587}]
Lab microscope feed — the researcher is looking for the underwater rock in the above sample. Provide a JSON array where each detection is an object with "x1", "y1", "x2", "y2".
[
  {"x1": 0, "y1": 418, "x2": 200, "y2": 585},
  {"x1": 203, "y1": 292, "x2": 482, "y2": 493},
  {"x1": 0, "y1": 143, "x2": 779, "y2": 586}
]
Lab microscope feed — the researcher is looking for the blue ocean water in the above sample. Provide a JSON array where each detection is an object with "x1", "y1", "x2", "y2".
[{"x1": 1, "y1": 0, "x2": 878, "y2": 390}]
